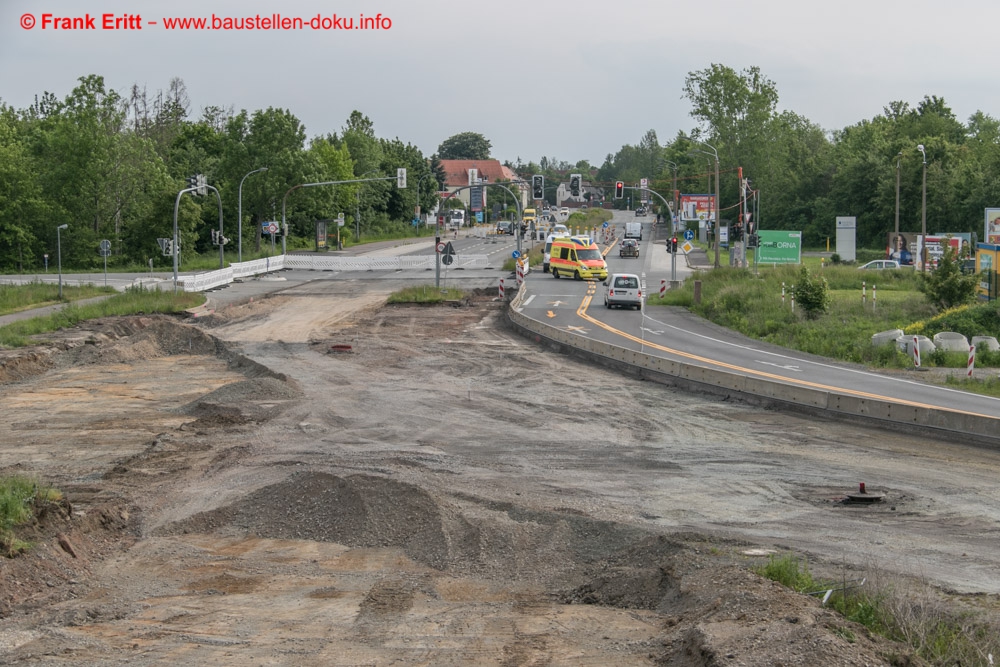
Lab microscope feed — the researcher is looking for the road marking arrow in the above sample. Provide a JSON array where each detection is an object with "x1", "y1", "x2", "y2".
[
  {"x1": 566, "y1": 325, "x2": 589, "y2": 333},
  {"x1": 640, "y1": 327, "x2": 664, "y2": 335},
  {"x1": 547, "y1": 311, "x2": 556, "y2": 318},
  {"x1": 756, "y1": 361, "x2": 802, "y2": 372},
  {"x1": 548, "y1": 300, "x2": 566, "y2": 307}
]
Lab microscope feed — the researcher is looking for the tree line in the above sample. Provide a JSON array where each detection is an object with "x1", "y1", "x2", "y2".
[
  {"x1": 0, "y1": 75, "x2": 446, "y2": 271},
  {"x1": 593, "y1": 64, "x2": 1000, "y2": 249},
  {"x1": 3, "y1": 66, "x2": 999, "y2": 272}
]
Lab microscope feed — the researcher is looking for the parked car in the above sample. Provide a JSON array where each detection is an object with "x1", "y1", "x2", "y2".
[
  {"x1": 496, "y1": 221, "x2": 515, "y2": 235},
  {"x1": 604, "y1": 273, "x2": 642, "y2": 309},
  {"x1": 858, "y1": 260, "x2": 901, "y2": 270},
  {"x1": 619, "y1": 239, "x2": 640, "y2": 258}
]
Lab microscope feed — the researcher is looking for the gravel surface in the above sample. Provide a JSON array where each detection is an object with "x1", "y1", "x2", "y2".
[{"x1": 1, "y1": 289, "x2": 998, "y2": 665}]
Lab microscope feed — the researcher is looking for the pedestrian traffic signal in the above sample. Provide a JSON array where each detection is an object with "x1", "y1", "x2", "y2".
[
  {"x1": 186, "y1": 175, "x2": 198, "y2": 191},
  {"x1": 569, "y1": 174, "x2": 581, "y2": 197},
  {"x1": 396, "y1": 167, "x2": 407, "y2": 188},
  {"x1": 532, "y1": 175, "x2": 544, "y2": 200},
  {"x1": 615, "y1": 181, "x2": 624, "y2": 199}
]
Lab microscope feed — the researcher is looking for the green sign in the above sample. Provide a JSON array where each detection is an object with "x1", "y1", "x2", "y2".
[{"x1": 756, "y1": 231, "x2": 801, "y2": 264}]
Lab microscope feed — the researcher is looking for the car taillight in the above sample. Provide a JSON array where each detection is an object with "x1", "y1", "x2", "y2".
[
  {"x1": 638, "y1": 290, "x2": 642, "y2": 298},
  {"x1": 609, "y1": 289, "x2": 614, "y2": 296}
]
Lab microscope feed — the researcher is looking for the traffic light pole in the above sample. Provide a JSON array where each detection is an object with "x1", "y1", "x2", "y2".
[
  {"x1": 437, "y1": 183, "x2": 523, "y2": 288},
  {"x1": 622, "y1": 185, "x2": 679, "y2": 283},
  {"x1": 282, "y1": 175, "x2": 402, "y2": 255}
]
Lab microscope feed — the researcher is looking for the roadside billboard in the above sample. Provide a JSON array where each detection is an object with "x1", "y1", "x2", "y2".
[
  {"x1": 680, "y1": 194, "x2": 716, "y2": 222},
  {"x1": 915, "y1": 235, "x2": 961, "y2": 270},
  {"x1": 985, "y1": 208, "x2": 1000, "y2": 245},
  {"x1": 976, "y1": 243, "x2": 999, "y2": 300},
  {"x1": 756, "y1": 231, "x2": 801, "y2": 265}
]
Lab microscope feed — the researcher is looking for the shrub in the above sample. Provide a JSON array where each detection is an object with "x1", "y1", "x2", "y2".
[
  {"x1": 792, "y1": 267, "x2": 830, "y2": 319},
  {"x1": 919, "y1": 244, "x2": 978, "y2": 309}
]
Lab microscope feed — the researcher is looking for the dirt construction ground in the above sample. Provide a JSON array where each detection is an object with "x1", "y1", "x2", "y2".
[{"x1": 2, "y1": 282, "x2": 1000, "y2": 666}]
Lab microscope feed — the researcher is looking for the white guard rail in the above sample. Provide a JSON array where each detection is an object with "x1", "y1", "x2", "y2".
[{"x1": 177, "y1": 253, "x2": 489, "y2": 292}]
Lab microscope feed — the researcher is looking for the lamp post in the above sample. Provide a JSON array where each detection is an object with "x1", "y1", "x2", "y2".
[
  {"x1": 355, "y1": 169, "x2": 381, "y2": 241},
  {"x1": 664, "y1": 160, "x2": 678, "y2": 235},
  {"x1": 917, "y1": 144, "x2": 927, "y2": 271},
  {"x1": 699, "y1": 141, "x2": 721, "y2": 269},
  {"x1": 56, "y1": 224, "x2": 68, "y2": 299},
  {"x1": 238, "y1": 167, "x2": 268, "y2": 263},
  {"x1": 894, "y1": 152, "x2": 902, "y2": 239}
]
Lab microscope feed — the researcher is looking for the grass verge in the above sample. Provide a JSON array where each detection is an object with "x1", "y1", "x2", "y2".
[
  {"x1": 754, "y1": 553, "x2": 1000, "y2": 665},
  {"x1": 1, "y1": 476, "x2": 63, "y2": 556},
  {"x1": 0, "y1": 285, "x2": 204, "y2": 348},
  {"x1": 386, "y1": 285, "x2": 467, "y2": 304},
  {"x1": 0, "y1": 282, "x2": 116, "y2": 316}
]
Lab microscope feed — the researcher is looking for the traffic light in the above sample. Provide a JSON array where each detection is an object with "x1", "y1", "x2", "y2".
[
  {"x1": 569, "y1": 174, "x2": 581, "y2": 197},
  {"x1": 186, "y1": 175, "x2": 198, "y2": 191},
  {"x1": 211, "y1": 229, "x2": 219, "y2": 245},
  {"x1": 614, "y1": 181, "x2": 624, "y2": 199},
  {"x1": 748, "y1": 234, "x2": 759, "y2": 248},
  {"x1": 196, "y1": 174, "x2": 207, "y2": 196},
  {"x1": 532, "y1": 175, "x2": 544, "y2": 200},
  {"x1": 397, "y1": 167, "x2": 407, "y2": 188},
  {"x1": 668, "y1": 237, "x2": 678, "y2": 253}
]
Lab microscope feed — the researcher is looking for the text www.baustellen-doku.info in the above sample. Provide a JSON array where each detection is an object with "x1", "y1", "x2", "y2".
[{"x1": 18, "y1": 12, "x2": 392, "y2": 31}]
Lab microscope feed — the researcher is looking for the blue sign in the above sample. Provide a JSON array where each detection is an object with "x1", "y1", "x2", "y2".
[
  {"x1": 411, "y1": 218, "x2": 420, "y2": 226},
  {"x1": 511, "y1": 250, "x2": 521, "y2": 259},
  {"x1": 602, "y1": 221, "x2": 609, "y2": 228},
  {"x1": 684, "y1": 229, "x2": 695, "y2": 241},
  {"x1": 476, "y1": 211, "x2": 484, "y2": 223}
]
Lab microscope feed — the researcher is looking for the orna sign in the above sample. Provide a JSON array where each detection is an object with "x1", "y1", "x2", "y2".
[{"x1": 756, "y1": 231, "x2": 801, "y2": 264}]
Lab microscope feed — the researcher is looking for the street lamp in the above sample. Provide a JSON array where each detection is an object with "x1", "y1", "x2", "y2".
[
  {"x1": 688, "y1": 142, "x2": 721, "y2": 268},
  {"x1": 664, "y1": 160, "x2": 679, "y2": 235},
  {"x1": 56, "y1": 224, "x2": 68, "y2": 299},
  {"x1": 238, "y1": 167, "x2": 268, "y2": 263},
  {"x1": 917, "y1": 144, "x2": 927, "y2": 271},
  {"x1": 894, "y1": 151, "x2": 902, "y2": 239}
]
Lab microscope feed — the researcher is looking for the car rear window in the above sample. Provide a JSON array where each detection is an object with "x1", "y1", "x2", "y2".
[{"x1": 615, "y1": 277, "x2": 638, "y2": 288}]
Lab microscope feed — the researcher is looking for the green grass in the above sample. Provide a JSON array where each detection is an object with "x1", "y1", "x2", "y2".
[
  {"x1": 386, "y1": 285, "x2": 467, "y2": 304},
  {"x1": 649, "y1": 263, "x2": 997, "y2": 372},
  {"x1": 753, "y1": 553, "x2": 1000, "y2": 666},
  {"x1": 1, "y1": 475, "x2": 63, "y2": 556},
  {"x1": 0, "y1": 281, "x2": 116, "y2": 316},
  {"x1": 0, "y1": 285, "x2": 204, "y2": 348}
]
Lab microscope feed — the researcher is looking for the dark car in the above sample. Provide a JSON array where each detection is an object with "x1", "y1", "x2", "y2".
[
  {"x1": 496, "y1": 221, "x2": 515, "y2": 235},
  {"x1": 619, "y1": 239, "x2": 640, "y2": 258}
]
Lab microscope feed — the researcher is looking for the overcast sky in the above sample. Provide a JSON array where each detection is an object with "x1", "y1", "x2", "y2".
[{"x1": 3, "y1": 0, "x2": 999, "y2": 166}]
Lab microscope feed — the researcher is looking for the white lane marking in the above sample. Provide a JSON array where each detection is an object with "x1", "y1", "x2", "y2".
[{"x1": 757, "y1": 361, "x2": 802, "y2": 372}]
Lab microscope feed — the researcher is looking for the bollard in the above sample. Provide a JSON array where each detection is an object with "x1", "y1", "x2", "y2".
[
  {"x1": 912, "y1": 336, "x2": 921, "y2": 367},
  {"x1": 660, "y1": 279, "x2": 666, "y2": 299},
  {"x1": 791, "y1": 287, "x2": 795, "y2": 312},
  {"x1": 781, "y1": 282, "x2": 785, "y2": 306},
  {"x1": 499, "y1": 277, "x2": 505, "y2": 300},
  {"x1": 862, "y1": 280, "x2": 866, "y2": 306},
  {"x1": 872, "y1": 284, "x2": 876, "y2": 310},
  {"x1": 968, "y1": 345, "x2": 976, "y2": 378}
]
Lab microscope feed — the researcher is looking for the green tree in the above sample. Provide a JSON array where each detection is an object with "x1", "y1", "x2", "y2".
[
  {"x1": 0, "y1": 107, "x2": 46, "y2": 271},
  {"x1": 793, "y1": 267, "x2": 830, "y2": 319},
  {"x1": 919, "y1": 244, "x2": 978, "y2": 309},
  {"x1": 437, "y1": 131, "x2": 491, "y2": 160}
]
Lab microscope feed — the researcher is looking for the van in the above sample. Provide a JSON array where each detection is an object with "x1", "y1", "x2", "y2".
[
  {"x1": 604, "y1": 273, "x2": 642, "y2": 310},
  {"x1": 542, "y1": 231, "x2": 570, "y2": 272},
  {"x1": 625, "y1": 221, "x2": 642, "y2": 240},
  {"x1": 522, "y1": 208, "x2": 537, "y2": 227},
  {"x1": 549, "y1": 237, "x2": 608, "y2": 281}
]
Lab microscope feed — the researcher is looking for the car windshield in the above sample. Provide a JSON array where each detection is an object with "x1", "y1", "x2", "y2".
[{"x1": 577, "y1": 248, "x2": 603, "y2": 261}]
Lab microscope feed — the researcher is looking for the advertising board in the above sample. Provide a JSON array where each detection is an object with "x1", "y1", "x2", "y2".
[{"x1": 756, "y1": 231, "x2": 801, "y2": 265}]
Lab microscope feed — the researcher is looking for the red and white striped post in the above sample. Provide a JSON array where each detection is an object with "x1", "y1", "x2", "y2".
[
  {"x1": 968, "y1": 345, "x2": 976, "y2": 378},
  {"x1": 660, "y1": 279, "x2": 666, "y2": 299},
  {"x1": 781, "y1": 282, "x2": 786, "y2": 306},
  {"x1": 912, "y1": 336, "x2": 921, "y2": 367},
  {"x1": 498, "y1": 277, "x2": 505, "y2": 300},
  {"x1": 872, "y1": 284, "x2": 877, "y2": 311},
  {"x1": 790, "y1": 286, "x2": 795, "y2": 312},
  {"x1": 516, "y1": 260, "x2": 524, "y2": 286}
]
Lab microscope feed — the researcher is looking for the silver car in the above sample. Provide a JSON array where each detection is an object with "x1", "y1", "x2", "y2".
[{"x1": 604, "y1": 273, "x2": 643, "y2": 310}]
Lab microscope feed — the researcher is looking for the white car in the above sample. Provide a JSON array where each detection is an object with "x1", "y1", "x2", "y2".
[
  {"x1": 858, "y1": 260, "x2": 901, "y2": 270},
  {"x1": 552, "y1": 224, "x2": 569, "y2": 235},
  {"x1": 604, "y1": 273, "x2": 642, "y2": 310}
]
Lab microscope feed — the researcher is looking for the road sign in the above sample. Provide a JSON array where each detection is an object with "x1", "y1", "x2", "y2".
[
  {"x1": 442, "y1": 241, "x2": 455, "y2": 256},
  {"x1": 441, "y1": 254, "x2": 454, "y2": 266},
  {"x1": 602, "y1": 221, "x2": 609, "y2": 228},
  {"x1": 267, "y1": 222, "x2": 279, "y2": 234},
  {"x1": 683, "y1": 229, "x2": 694, "y2": 241},
  {"x1": 512, "y1": 250, "x2": 521, "y2": 259},
  {"x1": 680, "y1": 240, "x2": 694, "y2": 254},
  {"x1": 437, "y1": 242, "x2": 446, "y2": 253},
  {"x1": 99, "y1": 239, "x2": 111, "y2": 252}
]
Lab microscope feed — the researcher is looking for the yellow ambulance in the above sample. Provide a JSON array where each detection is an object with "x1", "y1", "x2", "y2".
[{"x1": 549, "y1": 236, "x2": 608, "y2": 281}]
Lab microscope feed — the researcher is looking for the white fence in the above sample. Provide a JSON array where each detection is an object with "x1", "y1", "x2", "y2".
[{"x1": 176, "y1": 253, "x2": 490, "y2": 292}]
